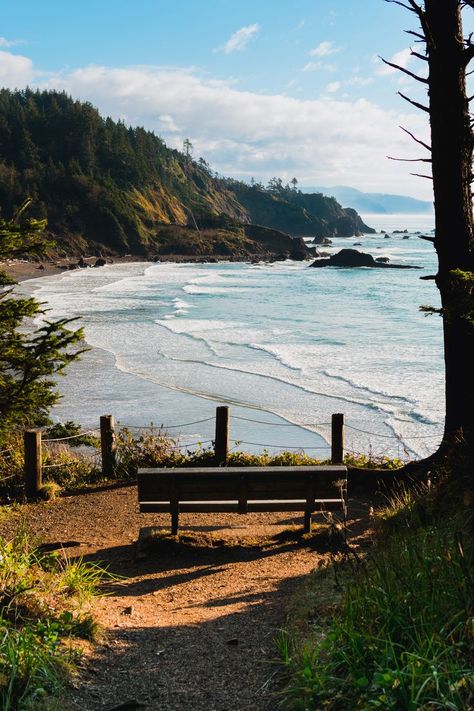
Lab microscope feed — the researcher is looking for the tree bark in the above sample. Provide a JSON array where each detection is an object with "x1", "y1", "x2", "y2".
[{"x1": 425, "y1": 0, "x2": 474, "y2": 449}]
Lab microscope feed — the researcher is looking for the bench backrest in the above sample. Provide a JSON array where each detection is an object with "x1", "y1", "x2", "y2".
[{"x1": 137, "y1": 465, "x2": 347, "y2": 504}]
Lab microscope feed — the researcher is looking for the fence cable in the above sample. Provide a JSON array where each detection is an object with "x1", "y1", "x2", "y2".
[
  {"x1": 43, "y1": 430, "x2": 99, "y2": 443},
  {"x1": 230, "y1": 439, "x2": 329, "y2": 450},
  {"x1": 118, "y1": 417, "x2": 214, "y2": 431},
  {"x1": 345, "y1": 424, "x2": 442, "y2": 440},
  {"x1": 0, "y1": 472, "x2": 18, "y2": 482},
  {"x1": 168, "y1": 439, "x2": 213, "y2": 450},
  {"x1": 41, "y1": 461, "x2": 71, "y2": 469},
  {"x1": 232, "y1": 416, "x2": 331, "y2": 427}
]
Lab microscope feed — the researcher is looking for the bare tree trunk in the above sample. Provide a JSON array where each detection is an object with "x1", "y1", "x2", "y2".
[{"x1": 425, "y1": 0, "x2": 474, "y2": 449}]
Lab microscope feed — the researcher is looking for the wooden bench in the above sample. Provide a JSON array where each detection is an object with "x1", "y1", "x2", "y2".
[{"x1": 137, "y1": 465, "x2": 348, "y2": 534}]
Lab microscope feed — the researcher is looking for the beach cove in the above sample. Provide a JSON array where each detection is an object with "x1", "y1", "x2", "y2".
[{"x1": 14, "y1": 214, "x2": 442, "y2": 461}]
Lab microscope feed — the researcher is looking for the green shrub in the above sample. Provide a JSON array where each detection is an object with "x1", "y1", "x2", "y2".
[{"x1": 41, "y1": 443, "x2": 100, "y2": 489}]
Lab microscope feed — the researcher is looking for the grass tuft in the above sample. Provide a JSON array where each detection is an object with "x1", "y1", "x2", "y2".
[{"x1": 0, "y1": 530, "x2": 111, "y2": 709}]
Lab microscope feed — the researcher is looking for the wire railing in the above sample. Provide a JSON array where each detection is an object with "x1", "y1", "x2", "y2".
[
  {"x1": 117, "y1": 417, "x2": 214, "y2": 431},
  {"x1": 0, "y1": 472, "x2": 18, "y2": 482},
  {"x1": 9, "y1": 407, "x2": 444, "y2": 496},
  {"x1": 43, "y1": 429, "x2": 99, "y2": 443},
  {"x1": 345, "y1": 424, "x2": 443, "y2": 440},
  {"x1": 167, "y1": 439, "x2": 213, "y2": 450},
  {"x1": 230, "y1": 439, "x2": 329, "y2": 450},
  {"x1": 232, "y1": 415, "x2": 331, "y2": 427},
  {"x1": 116, "y1": 417, "x2": 442, "y2": 442}
]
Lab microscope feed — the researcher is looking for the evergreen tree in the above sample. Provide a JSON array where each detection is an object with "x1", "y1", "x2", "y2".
[{"x1": 0, "y1": 200, "x2": 83, "y2": 442}]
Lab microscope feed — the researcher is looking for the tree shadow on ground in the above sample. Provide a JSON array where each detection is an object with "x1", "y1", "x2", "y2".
[{"x1": 68, "y1": 567, "x2": 321, "y2": 711}]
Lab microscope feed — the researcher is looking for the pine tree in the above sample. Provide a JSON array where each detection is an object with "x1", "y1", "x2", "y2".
[{"x1": 0, "y1": 200, "x2": 84, "y2": 442}]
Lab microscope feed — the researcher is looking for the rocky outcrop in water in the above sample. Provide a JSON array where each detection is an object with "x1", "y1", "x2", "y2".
[{"x1": 310, "y1": 249, "x2": 421, "y2": 269}]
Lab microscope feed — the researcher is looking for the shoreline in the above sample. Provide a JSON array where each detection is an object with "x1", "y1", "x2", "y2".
[
  {"x1": 3, "y1": 234, "x2": 441, "y2": 460},
  {"x1": 5, "y1": 257, "x2": 333, "y2": 455},
  {"x1": 1, "y1": 252, "x2": 308, "y2": 284},
  {"x1": 0, "y1": 255, "x2": 150, "y2": 284}
]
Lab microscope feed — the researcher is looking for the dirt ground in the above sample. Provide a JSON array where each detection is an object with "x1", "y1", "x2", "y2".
[{"x1": 0, "y1": 485, "x2": 371, "y2": 711}]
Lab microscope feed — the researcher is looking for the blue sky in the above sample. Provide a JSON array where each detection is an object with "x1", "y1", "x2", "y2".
[{"x1": 2, "y1": 1, "x2": 471, "y2": 200}]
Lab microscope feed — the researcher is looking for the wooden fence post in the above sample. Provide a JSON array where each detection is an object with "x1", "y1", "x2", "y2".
[
  {"x1": 214, "y1": 406, "x2": 230, "y2": 466},
  {"x1": 100, "y1": 415, "x2": 115, "y2": 477},
  {"x1": 331, "y1": 413, "x2": 344, "y2": 464},
  {"x1": 24, "y1": 429, "x2": 42, "y2": 498}
]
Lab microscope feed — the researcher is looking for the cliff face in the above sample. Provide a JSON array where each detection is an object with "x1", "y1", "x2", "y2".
[
  {"x1": 230, "y1": 183, "x2": 376, "y2": 238},
  {"x1": 0, "y1": 89, "x2": 373, "y2": 257}
]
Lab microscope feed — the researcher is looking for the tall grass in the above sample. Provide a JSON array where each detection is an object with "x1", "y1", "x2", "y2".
[
  {"x1": 279, "y1": 486, "x2": 474, "y2": 710},
  {"x1": 0, "y1": 530, "x2": 111, "y2": 709}
]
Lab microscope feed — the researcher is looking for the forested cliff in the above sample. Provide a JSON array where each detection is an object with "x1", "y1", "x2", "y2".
[{"x1": 0, "y1": 89, "x2": 373, "y2": 257}]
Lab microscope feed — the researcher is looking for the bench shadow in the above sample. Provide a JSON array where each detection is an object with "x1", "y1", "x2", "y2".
[{"x1": 82, "y1": 525, "x2": 346, "y2": 599}]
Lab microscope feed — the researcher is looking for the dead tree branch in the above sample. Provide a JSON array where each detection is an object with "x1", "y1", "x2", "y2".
[
  {"x1": 379, "y1": 56, "x2": 428, "y2": 83},
  {"x1": 411, "y1": 50, "x2": 428, "y2": 62},
  {"x1": 463, "y1": 44, "x2": 474, "y2": 66},
  {"x1": 398, "y1": 91, "x2": 430, "y2": 112},
  {"x1": 385, "y1": 0, "x2": 422, "y2": 14},
  {"x1": 387, "y1": 156, "x2": 432, "y2": 162},
  {"x1": 405, "y1": 30, "x2": 426, "y2": 42},
  {"x1": 400, "y1": 126, "x2": 432, "y2": 151}
]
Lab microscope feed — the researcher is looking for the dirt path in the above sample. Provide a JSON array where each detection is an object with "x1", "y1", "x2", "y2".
[{"x1": 1, "y1": 485, "x2": 370, "y2": 711}]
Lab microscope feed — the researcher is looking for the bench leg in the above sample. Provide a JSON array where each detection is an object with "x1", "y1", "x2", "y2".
[
  {"x1": 171, "y1": 508, "x2": 179, "y2": 535},
  {"x1": 304, "y1": 510, "x2": 312, "y2": 533}
]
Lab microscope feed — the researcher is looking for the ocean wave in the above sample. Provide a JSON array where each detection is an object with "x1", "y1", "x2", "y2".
[
  {"x1": 321, "y1": 369, "x2": 417, "y2": 406},
  {"x1": 183, "y1": 284, "x2": 250, "y2": 295},
  {"x1": 25, "y1": 249, "x2": 443, "y2": 458}
]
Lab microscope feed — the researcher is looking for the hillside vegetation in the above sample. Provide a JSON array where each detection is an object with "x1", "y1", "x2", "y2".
[{"x1": 0, "y1": 89, "x2": 372, "y2": 257}]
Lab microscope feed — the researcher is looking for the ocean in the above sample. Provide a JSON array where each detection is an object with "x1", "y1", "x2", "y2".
[{"x1": 19, "y1": 213, "x2": 442, "y2": 461}]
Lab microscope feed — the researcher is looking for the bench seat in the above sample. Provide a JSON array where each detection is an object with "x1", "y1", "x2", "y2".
[{"x1": 137, "y1": 465, "x2": 347, "y2": 533}]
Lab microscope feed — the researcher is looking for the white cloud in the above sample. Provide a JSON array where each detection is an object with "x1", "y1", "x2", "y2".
[
  {"x1": 217, "y1": 24, "x2": 260, "y2": 54},
  {"x1": 39, "y1": 63, "x2": 431, "y2": 198},
  {"x1": 309, "y1": 41, "x2": 340, "y2": 58},
  {"x1": 156, "y1": 114, "x2": 180, "y2": 133},
  {"x1": 0, "y1": 37, "x2": 24, "y2": 48},
  {"x1": 0, "y1": 50, "x2": 35, "y2": 88},
  {"x1": 0, "y1": 45, "x2": 432, "y2": 199},
  {"x1": 349, "y1": 76, "x2": 373, "y2": 87},
  {"x1": 303, "y1": 61, "x2": 336, "y2": 73},
  {"x1": 327, "y1": 76, "x2": 374, "y2": 94}
]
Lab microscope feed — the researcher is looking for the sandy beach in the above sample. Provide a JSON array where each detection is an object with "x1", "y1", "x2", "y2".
[
  {"x1": 0, "y1": 252, "x2": 266, "y2": 284},
  {"x1": 0, "y1": 256, "x2": 151, "y2": 284}
]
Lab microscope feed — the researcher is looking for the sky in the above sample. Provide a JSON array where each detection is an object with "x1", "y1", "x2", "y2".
[{"x1": 1, "y1": 1, "x2": 472, "y2": 201}]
